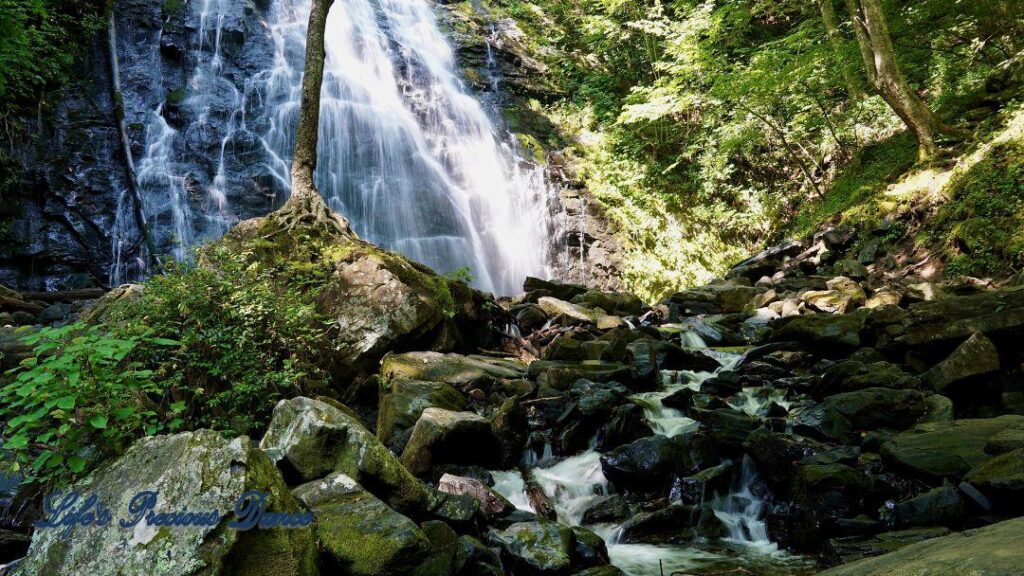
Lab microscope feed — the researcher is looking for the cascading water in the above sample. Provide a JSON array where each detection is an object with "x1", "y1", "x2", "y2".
[
  {"x1": 112, "y1": 0, "x2": 553, "y2": 295},
  {"x1": 490, "y1": 336, "x2": 810, "y2": 575}
]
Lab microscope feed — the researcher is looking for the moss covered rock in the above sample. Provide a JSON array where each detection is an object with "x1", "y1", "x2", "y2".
[
  {"x1": 881, "y1": 415, "x2": 1024, "y2": 481},
  {"x1": 818, "y1": 516, "x2": 1024, "y2": 575},
  {"x1": 16, "y1": 430, "x2": 317, "y2": 576},
  {"x1": 380, "y1": 352, "x2": 527, "y2": 393},
  {"x1": 260, "y1": 397, "x2": 471, "y2": 523},
  {"x1": 399, "y1": 408, "x2": 500, "y2": 476},
  {"x1": 963, "y1": 448, "x2": 1024, "y2": 513},
  {"x1": 214, "y1": 211, "x2": 493, "y2": 381},
  {"x1": 489, "y1": 521, "x2": 575, "y2": 576},
  {"x1": 293, "y1": 473, "x2": 430, "y2": 576},
  {"x1": 376, "y1": 378, "x2": 468, "y2": 448}
]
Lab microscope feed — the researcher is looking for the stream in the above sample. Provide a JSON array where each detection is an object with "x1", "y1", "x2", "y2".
[{"x1": 491, "y1": 333, "x2": 815, "y2": 576}]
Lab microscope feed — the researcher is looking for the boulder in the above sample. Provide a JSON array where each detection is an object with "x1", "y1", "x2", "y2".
[
  {"x1": 570, "y1": 290, "x2": 645, "y2": 316},
  {"x1": 527, "y1": 361, "x2": 634, "y2": 391},
  {"x1": 458, "y1": 535, "x2": 503, "y2": 576},
  {"x1": 15, "y1": 430, "x2": 316, "y2": 576},
  {"x1": 817, "y1": 517, "x2": 1024, "y2": 576},
  {"x1": 817, "y1": 361, "x2": 920, "y2": 399},
  {"x1": 537, "y1": 297, "x2": 623, "y2": 329},
  {"x1": 260, "y1": 397, "x2": 468, "y2": 521},
  {"x1": 400, "y1": 408, "x2": 500, "y2": 475},
  {"x1": 616, "y1": 502, "x2": 707, "y2": 543},
  {"x1": 881, "y1": 416, "x2": 1024, "y2": 482},
  {"x1": 770, "y1": 312, "x2": 866, "y2": 356},
  {"x1": 921, "y1": 332, "x2": 1000, "y2": 394},
  {"x1": 376, "y1": 378, "x2": 467, "y2": 447},
  {"x1": 380, "y1": 352, "x2": 526, "y2": 393},
  {"x1": 877, "y1": 286, "x2": 1024, "y2": 350},
  {"x1": 793, "y1": 463, "x2": 881, "y2": 519},
  {"x1": 864, "y1": 288, "x2": 902, "y2": 309},
  {"x1": 819, "y1": 388, "x2": 927, "y2": 442},
  {"x1": 963, "y1": 448, "x2": 1024, "y2": 514},
  {"x1": 79, "y1": 283, "x2": 143, "y2": 324},
  {"x1": 985, "y1": 428, "x2": 1024, "y2": 455},
  {"x1": 437, "y1": 474, "x2": 514, "y2": 519},
  {"x1": 892, "y1": 487, "x2": 966, "y2": 529},
  {"x1": 293, "y1": 473, "x2": 429, "y2": 576},
  {"x1": 523, "y1": 277, "x2": 588, "y2": 302},
  {"x1": 665, "y1": 285, "x2": 759, "y2": 316},
  {"x1": 489, "y1": 521, "x2": 574, "y2": 576},
  {"x1": 689, "y1": 408, "x2": 759, "y2": 450},
  {"x1": 580, "y1": 495, "x2": 632, "y2": 524},
  {"x1": 802, "y1": 277, "x2": 866, "y2": 314},
  {"x1": 218, "y1": 214, "x2": 494, "y2": 380},
  {"x1": 745, "y1": 430, "x2": 822, "y2": 495},
  {"x1": 600, "y1": 435, "x2": 696, "y2": 494}
]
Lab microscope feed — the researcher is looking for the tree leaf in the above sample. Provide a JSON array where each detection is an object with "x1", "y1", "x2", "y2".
[{"x1": 88, "y1": 415, "x2": 108, "y2": 429}]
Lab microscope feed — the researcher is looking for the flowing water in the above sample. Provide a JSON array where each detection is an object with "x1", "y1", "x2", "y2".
[
  {"x1": 113, "y1": 0, "x2": 553, "y2": 295},
  {"x1": 491, "y1": 336, "x2": 814, "y2": 575}
]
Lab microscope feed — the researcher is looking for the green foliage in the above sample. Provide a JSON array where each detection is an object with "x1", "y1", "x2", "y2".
[
  {"x1": 110, "y1": 246, "x2": 330, "y2": 437},
  {"x1": 0, "y1": 323, "x2": 181, "y2": 487},
  {"x1": 444, "y1": 266, "x2": 475, "y2": 285},
  {"x1": 934, "y1": 137, "x2": 1024, "y2": 278},
  {"x1": 0, "y1": 0, "x2": 108, "y2": 113},
  {"x1": 485, "y1": 0, "x2": 1024, "y2": 294}
]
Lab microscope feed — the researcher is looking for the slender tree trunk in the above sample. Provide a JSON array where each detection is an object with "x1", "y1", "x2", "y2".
[
  {"x1": 276, "y1": 0, "x2": 352, "y2": 235},
  {"x1": 108, "y1": 12, "x2": 160, "y2": 271},
  {"x1": 819, "y1": 0, "x2": 863, "y2": 100},
  {"x1": 846, "y1": 0, "x2": 961, "y2": 161}
]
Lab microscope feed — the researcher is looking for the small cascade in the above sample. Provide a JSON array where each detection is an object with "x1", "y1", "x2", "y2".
[
  {"x1": 489, "y1": 340, "x2": 812, "y2": 575},
  {"x1": 711, "y1": 456, "x2": 780, "y2": 554}
]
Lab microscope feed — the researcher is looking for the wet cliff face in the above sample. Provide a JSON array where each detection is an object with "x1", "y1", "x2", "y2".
[
  {"x1": 1, "y1": 0, "x2": 622, "y2": 293},
  {"x1": 1, "y1": 0, "x2": 279, "y2": 291}
]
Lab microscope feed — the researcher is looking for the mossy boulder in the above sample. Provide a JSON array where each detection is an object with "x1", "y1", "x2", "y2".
[
  {"x1": 922, "y1": 332, "x2": 1001, "y2": 394},
  {"x1": 399, "y1": 408, "x2": 500, "y2": 476},
  {"x1": 16, "y1": 430, "x2": 317, "y2": 576},
  {"x1": 963, "y1": 448, "x2": 1024, "y2": 513},
  {"x1": 819, "y1": 388, "x2": 927, "y2": 443},
  {"x1": 570, "y1": 290, "x2": 645, "y2": 316},
  {"x1": 817, "y1": 516, "x2": 1024, "y2": 576},
  {"x1": 259, "y1": 397, "x2": 471, "y2": 522},
  {"x1": 293, "y1": 473, "x2": 430, "y2": 576},
  {"x1": 213, "y1": 211, "x2": 493, "y2": 381},
  {"x1": 380, "y1": 352, "x2": 527, "y2": 393},
  {"x1": 770, "y1": 312, "x2": 866, "y2": 356},
  {"x1": 489, "y1": 521, "x2": 575, "y2": 576},
  {"x1": 881, "y1": 415, "x2": 1024, "y2": 481},
  {"x1": 376, "y1": 378, "x2": 468, "y2": 448}
]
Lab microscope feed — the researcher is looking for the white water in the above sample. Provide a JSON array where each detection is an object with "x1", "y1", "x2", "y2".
[
  {"x1": 490, "y1": 342, "x2": 812, "y2": 575},
  {"x1": 113, "y1": 0, "x2": 553, "y2": 295}
]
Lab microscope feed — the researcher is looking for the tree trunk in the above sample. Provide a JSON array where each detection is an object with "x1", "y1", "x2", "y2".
[
  {"x1": 847, "y1": 0, "x2": 960, "y2": 161},
  {"x1": 276, "y1": 0, "x2": 352, "y2": 235},
  {"x1": 108, "y1": 12, "x2": 160, "y2": 270},
  {"x1": 819, "y1": 0, "x2": 863, "y2": 100}
]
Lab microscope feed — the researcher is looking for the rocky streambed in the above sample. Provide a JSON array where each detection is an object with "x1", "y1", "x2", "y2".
[{"x1": 4, "y1": 222, "x2": 1024, "y2": 575}]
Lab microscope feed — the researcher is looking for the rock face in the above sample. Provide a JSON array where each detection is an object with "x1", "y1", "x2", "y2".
[
  {"x1": 3, "y1": 0, "x2": 277, "y2": 289},
  {"x1": 817, "y1": 516, "x2": 1024, "y2": 576},
  {"x1": 400, "y1": 408, "x2": 499, "y2": 475},
  {"x1": 15, "y1": 430, "x2": 316, "y2": 576}
]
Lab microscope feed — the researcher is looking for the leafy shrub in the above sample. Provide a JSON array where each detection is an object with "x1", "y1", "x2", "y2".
[
  {"x1": 0, "y1": 323, "x2": 182, "y2": 486},
  {"x1": 0, "y1": 247, "x2": 329, "y2": 488},
  {"x1": 110, "y1": 246, "x2": 329, "y2": 437}
]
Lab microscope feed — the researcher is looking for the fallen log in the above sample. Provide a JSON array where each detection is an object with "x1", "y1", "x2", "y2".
[
  {"x1": 18, "y1": 288, "x2": 108, "y2": 303},
  {"x1": 521, "y1": 466, "x2": 557, "y2": 521}
]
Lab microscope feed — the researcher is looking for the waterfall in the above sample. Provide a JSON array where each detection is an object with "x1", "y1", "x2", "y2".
[{"x1": 113, "y1": 0, "x2": 552, "y2": 295}]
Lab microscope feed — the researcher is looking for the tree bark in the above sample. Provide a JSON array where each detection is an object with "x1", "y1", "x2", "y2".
[
  {"x1": 108, "y1": 12, "x2": 160, "y2": 270},
  {"x1": 277, "y1": 0, "x2": 352, "y2": 235},
  {"x1": 819, "y1": 0, "x2": 863, "y2": 100},
  {"x1": 847, "y1": 0, "x2": 961, "y2": 161}
]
